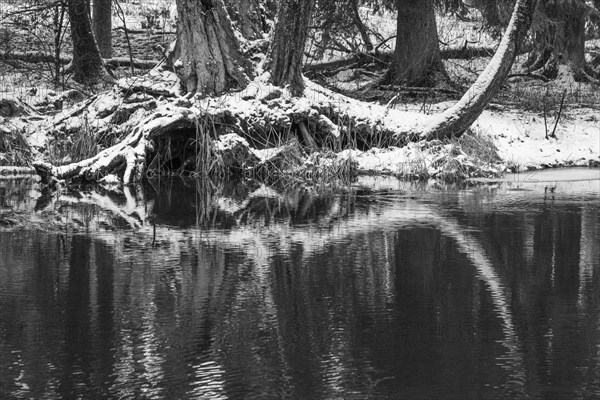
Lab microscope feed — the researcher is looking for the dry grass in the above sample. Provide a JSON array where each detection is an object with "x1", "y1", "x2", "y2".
[
  {"x1": 0, "y1": 126, "x2": 30, "y2": 166},
  {"x1": 499, "y1": 79, "x2": 600, "y2": 112},
  {"x1": 394, "y1": 130, "x2": 504, "y2": 182}
]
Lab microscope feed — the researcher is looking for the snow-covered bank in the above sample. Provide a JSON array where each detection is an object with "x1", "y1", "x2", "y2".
[
  {"x1": 474, "y1": 107, "x2": 600, "y2": 170},
  {"x1": 333, "y1": 105, "x2": 599, "y2": 178},
  {"x1": 2, "y1": 71, "x2": 598, "y2": 184}
]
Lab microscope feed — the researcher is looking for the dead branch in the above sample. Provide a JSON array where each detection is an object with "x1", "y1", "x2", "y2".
[
  {"x1": 0, "y1": 166, "x2": 37, "y2": 177},
  {"x1": 507, "y1": 72, "x2": 549, "y2": 82},
  {"x1": 0, "y1": 51, "x2": 159, "y2": 70}
]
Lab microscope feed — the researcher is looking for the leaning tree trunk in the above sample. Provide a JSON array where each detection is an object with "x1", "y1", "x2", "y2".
[
  {"x1": 384, "y1": 0, "x2": 447, "y2": 87},
  {"x1": 175, "y1": 0, "x2": 251, "y2": 95},
  {"x1": 68, "y1": 0, "x2": 108, "y2": 84},
  {"x1": 92, "y1": 0, "x2": 112, "y2": 58},
  {"x1": 266, "y1": 0, "x2": 315, "y2": 96},
  {"x1": 420, "y1": 0, "x2": 539, "y2": 140}
]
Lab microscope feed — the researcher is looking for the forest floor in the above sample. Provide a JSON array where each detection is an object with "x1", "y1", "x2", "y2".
[{"x1": 1, "y1": 4, "x2": 599, "y2": 184}]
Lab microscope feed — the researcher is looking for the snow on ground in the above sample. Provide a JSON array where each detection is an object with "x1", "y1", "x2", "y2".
[
  {"x1": 334, "y1": 103, "x2": 599, "y2": 177},
  {"x1": 474, "y1": 107, "x2": 600, "y2": 169}
]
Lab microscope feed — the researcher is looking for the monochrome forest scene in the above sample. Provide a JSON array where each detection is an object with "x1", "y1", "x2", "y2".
[{"x1": 0, "y1": 0, "x2": 599, "y2": 399}]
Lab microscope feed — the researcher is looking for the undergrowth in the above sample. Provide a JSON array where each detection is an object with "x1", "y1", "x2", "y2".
[
  {"x1": 0, "y1": 126, "x2": 31, "y2": 166},
  {"x1": 397, "y1": 129, "x2": 504, "y2": 182},
  {"x1": 499, "y1": 80, "x2": 600, "y2": 112}
]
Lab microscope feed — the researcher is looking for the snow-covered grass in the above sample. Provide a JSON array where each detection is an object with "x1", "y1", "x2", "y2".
[
  {"x1": 336, "y1": 129, "x2": 504, "y2": 181},
  {"x1": 0, "y1": 126, "x2": 30, "y2": 166}
]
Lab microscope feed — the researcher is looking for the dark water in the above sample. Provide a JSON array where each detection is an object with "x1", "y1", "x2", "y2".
[{"x1": 1, "y1": 172, "x2": 599, "y2": 399}]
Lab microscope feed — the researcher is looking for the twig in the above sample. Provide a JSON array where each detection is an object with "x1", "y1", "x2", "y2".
[
  {"x1": 543, "y1": 94, "x2": 548, "y2": 139},
  {"x1": 374, "y1": 35, "x2": 396, "y2": 53},
  {"x1": 113, "y1": 0, "x2": 135, "y2": 74},
  {"x1": 54, "y1": 95, "x2": 98, "y2": 126},
  {"x1": 550, "y1": 89, "x2": 567, "y2": 139}
]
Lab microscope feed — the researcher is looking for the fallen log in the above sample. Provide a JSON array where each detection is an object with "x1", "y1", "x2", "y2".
[
  {"x1": 304, "y1": 45, "x2": 527, "y2": 78},
  {"x1": 114, "y1": 26, "x2": 177, "y2": 35},
  {"x1": 0, "y1": 166, "x2": 37, "y2": 177},
  {"x1": 0, "y1": 51, "x2": 160, "y2": 70}
]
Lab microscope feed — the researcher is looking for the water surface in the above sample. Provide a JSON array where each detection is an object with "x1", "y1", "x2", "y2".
[{"x1": 1, "y1": 171, "x2": 599, "y2": 399}]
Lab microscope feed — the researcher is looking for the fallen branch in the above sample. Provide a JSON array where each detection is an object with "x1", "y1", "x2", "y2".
[
  {"x1": 550, "y1": 89, "x2": 567, "y2": 139},
  {"x1": 507, "y1": 72, "x2": 549, "y2": 82},
  {"x1": 0, "y1": 51, "x2": 160, "y2": 70},
  {"x1": 114, "y1": 26, "x2": 176, "y2": 35},
  {"x1": 441, "y1": 45, "x2": 496, "y2": 60},
  {"x1": 0, "y1": 166, "x2": 37, "y2": 177}
]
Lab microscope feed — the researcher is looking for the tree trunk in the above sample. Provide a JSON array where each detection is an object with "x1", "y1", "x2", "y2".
[
  {"x1": 68, "y1": 0, "x2": 107, "y2": 84},
  {"x1": 479, "y1": 0, "x2": 502, "y2": 26},
  {"x1": 267, "y1": 0, "x2": 315, "y2": 96},
  {"x1": 350, "y1": 0, "x2": 373, "y2": 52},
  {"x1": 527, "y1": 0, "x2": 588, "y2": 79},
  {"x1": 385, "y1": 0, "x2": 446, "y2": 87},
  {"x1": 92, "y1": 0, "x2": 112, "y2": 58},
  {"x1": 175, "y1": 0, "x2": 251, "y2": 95},
  {"x1": 420, "y1": 0, "x2": 539, "y2": 140},
  {"x1": 549, "y1": 0, "x2": 587, "y2": 74},
  {"x1": 224, "y1": 0, "x2": 274, "y2": 40}
]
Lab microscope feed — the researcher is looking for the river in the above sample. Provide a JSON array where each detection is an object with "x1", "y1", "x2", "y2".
[{"x1": 1, "y1": 169, "x2": 599, "y2": 399}]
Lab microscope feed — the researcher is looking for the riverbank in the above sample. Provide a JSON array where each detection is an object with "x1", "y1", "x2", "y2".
[
  {"x1": 1, "y1": 104, "x2": 598, "y2": 183},
  {"x1": 1, "y1": 76, "x2": 599, "y2": 184},
  {"x1": 341, "y1": 104, "x2": 599, "y2": 179}
]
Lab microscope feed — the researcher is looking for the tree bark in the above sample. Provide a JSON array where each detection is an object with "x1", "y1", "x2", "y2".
[
  {"x1": 550, "y1": 0, "x2": 586, "y2": 74},
  {"x1": 469, "y1": 0, "x2": 513, "y2": 28},
  {"x1": 175, "y1": 0, "x2": 250, "y2": 95},
  {"x1": 224, "y1": 0, "x2": 274, "y2": 40},
  {"x1": 350, "y1": 0, "x2": 373, "y2": 52},
  {"x1": 68, "y1": 0, "x2": 107, "y2": 84},
  {"x1": 267, "y1": 0, "x2": 315, "y2": 96},
  {"x1": 527, "y1": 0, "x2": 588, "y2": 79},
  {"x1": 420, "y1": 0, "x2": 539, "y2": 140},
  {"x1": 92, "y1": 0, "x2": 112, "y2": 58},
  {"x1": 384, "y1": 0, "x2": 447, "y2": 87}
]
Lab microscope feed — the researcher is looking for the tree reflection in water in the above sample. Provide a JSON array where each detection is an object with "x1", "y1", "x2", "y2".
[{"x1": 0, "y1": 177, "x2": 598, "y2": 399}]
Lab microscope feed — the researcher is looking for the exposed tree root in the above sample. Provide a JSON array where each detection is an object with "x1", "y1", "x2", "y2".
[
  {"x1": 35, "y1": 108, "x2": 197, "y2": 185},
  {"x1": 523, "y1": 52, "x2": 600, "y2": 84},
  {"x1": 31, "y1": 74, "x2": 435, "y2": 185},
  {"x1": 29, "y1": 0, "x2": 539, "y2": 186}
]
